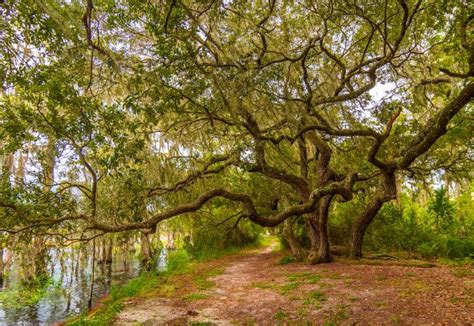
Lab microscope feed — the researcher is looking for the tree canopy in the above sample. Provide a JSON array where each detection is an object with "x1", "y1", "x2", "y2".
[{"x1": 0, "y1": 0, "x2": 473, "y2": 263}]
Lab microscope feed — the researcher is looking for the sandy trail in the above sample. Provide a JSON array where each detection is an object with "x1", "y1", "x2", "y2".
[{"x1": 115, "y1": 246, "x2": 473, "y2": 325}]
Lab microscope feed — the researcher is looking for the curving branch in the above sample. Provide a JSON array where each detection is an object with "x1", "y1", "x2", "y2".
[{"x1": 398, "y1": 82, "x2": 474, "y2": 169}]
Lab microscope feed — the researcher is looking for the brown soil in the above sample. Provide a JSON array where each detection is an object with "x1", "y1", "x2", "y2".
[{"x1": 115, "y1": 246, "x2": 474, "y2": 325}]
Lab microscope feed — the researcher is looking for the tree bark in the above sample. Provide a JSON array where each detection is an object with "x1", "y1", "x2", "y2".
[
  {"x1": 140, "y1": 232, "x2": 153, "y2": 263},
  {"x1": 306, "y1": 131, "x2": 335, "y2": 263},
  {"x1": 0, "y1": 153, "x2": 12, "y2": 285},
  {"x1": 105, "y1": 238, "x2": 113, "y2": 264},
  {"x1": 42, "y1": 136, "x2": 56, "y2": 192},
  {"x1": 0, "y1": 244, "x2": 4, "y2": 285},
  {"x1": 282, "y1": 218, "x2": 305, "y2": 260},
  {"x1": 395, "y1": 173, "x2": 402, "y2": 207},
  {"x1": 350, "y1": 196, "x2": 385, "y2": 258},
  {"x1": 316, "y1": 195, "x2": 334, "y2": 263},
  {"x1": 1, "y1": 153, "x2": 13, "y2": 183},
  {"x1": 350, "y1": 172, "x2": 396, "y2": 258},
  {"x1": 15, "y1": 152, "x2": 27, "y2": 184},
  {"x1": 306, "y1": 211, "x2": 320, "y2": 262}
]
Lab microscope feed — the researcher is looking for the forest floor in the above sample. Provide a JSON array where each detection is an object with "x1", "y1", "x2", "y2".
[{"x1": 112, "y1": 243, "x2": 474, "y2": 325}]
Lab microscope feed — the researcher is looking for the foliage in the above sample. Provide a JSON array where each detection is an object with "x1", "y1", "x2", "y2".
[
  {"x1": 0, "y1": 276, "x2": 62, "y2": 309},
  {"x1": 428, "y1": 187, "x2": 456, "y2": 230},
  {"x1": 358, "y1": 185, "x2": 473, "y2": 259},
  {"x1": 184, "y1": 219, "x2": 261, "y2": 260},
  {"x1": 164, "y1": 249, "x2": 190, "y2": 274}
]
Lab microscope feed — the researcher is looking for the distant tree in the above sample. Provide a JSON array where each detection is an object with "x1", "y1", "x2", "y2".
[{"x1": 428, "y1": 187, "x2": 456, "y2": 231}]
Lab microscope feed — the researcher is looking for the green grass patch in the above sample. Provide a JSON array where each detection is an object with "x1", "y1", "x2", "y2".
[
  {"x1": 194, "y1": 266, "x2": 224, "y2": 290},
  {"x1": 259, "y1": 235, "x2": 279, "y2": 249},
  {"x1": 274, "y1": 309, "x2": 289, "y2": 321},
  {"x1": 195, "y1": 277, "x2": 216, "y2": 290},
  {"x1": 307, "y1": 290, "x2": 326, "y2": 302},
  {"x1": 322, "y1": 322, "x2": 336, "y2": 326},
  {"x1": 390, "y1": 315, "x2": 402, "y2": 324},
  {"x1": 158, "y1": 284, "x2": 177, "y2": 297},
  {"x1": 206, "y1": 266, "x2": 225, "y2": 277},
  {"x1": 439, "y1": 257, "x2": 473, "y2": 266},
  {"x1": 68, "y1": 272, "x2": 161, "y2": 325},
  {"x1": 183, "y1": 293, "x2": 209, "y2": 301},
  {"x1": 251, "y1": 281, "x2": 273, "y2": 289},
  {"x1": 307, "y1": 274, "x2": 322, "y2": 284},
  {"x1": 165, "y1": 249, "x2": 191, "y2": 274},
  {"x1": 451, "y1": 268, "x2": 473, "y2": 278},
  {"x1": 287, "y1": 271, "x2": 311, "y2": 282},
  {"x1": 348, "y1": 296, "x2": 360, "y2": 302},
  {"x1": 280, "y1": 282, "x2": 300, "y2": 295},
  {"x1": 278, "y1": 255, "x2": 299, "y2": 265},
  {"x1": 332, "y1": 304, "x2": 349, "y2": 322},
  {"x1": 304, "y1": 290, "x2": 327, "y2": 309}
]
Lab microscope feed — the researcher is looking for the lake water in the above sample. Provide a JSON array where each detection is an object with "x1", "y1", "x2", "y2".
[{"x1": 0, "y1": 247, "x2": 168, "y2": 325}]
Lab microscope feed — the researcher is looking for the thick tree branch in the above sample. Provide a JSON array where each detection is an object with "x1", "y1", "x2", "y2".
[{"x1": 398, "y1": 82, "x2": 474, "y2": 168}]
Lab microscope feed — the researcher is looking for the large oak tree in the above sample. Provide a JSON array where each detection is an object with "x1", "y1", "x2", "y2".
[{"x1": 1, "y1": 0, "x2": 472, "y2": 262}]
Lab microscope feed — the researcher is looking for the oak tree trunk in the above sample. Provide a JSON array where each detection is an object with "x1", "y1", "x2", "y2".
[
  {"x1": 283, "y1": 218, "x2": 305, "y2": 260},
  {"x1": 350, "y1": 172, "x2": 396, "y2": 258},
  {"x1": 140, "y1": 232, "x2": 153, "y2": 263},
  {"x1": 316, "y1": 195, "x2": 333, "y2": 263},
  {"x1": 306, "y1": 211, "x2": 320, "y2": 263},
  {"x1": 350, "y1": 197, "x2": 385, "y2": 258}
]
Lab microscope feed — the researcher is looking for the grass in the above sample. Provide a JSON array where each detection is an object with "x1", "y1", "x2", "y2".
[
  {"x1": 439, "y1": 257, "x2": 474, "y2": 266},
  {"x1": 287, "y1": 272, "x2": 311, "y2": 282},
  {"x1": 451, "y1": 268, "x2": 473, "y2": 278},
  {"x1": 274, "y1": 309, "x2": 289, "y2": 321},
  {"x1": 347, "y1": 258, "x2": 437, "y2": 268},
  {"x1": 251, "y1": 281, "x2": 273, "y2": 289},
  {"x1": 307, "y1": 274, "x2": 322, "y2": 284},
  {"x1": 158, "y1": 284, "x2": 177, "y2": 297},
  {"x1": 286, "y1": 272, "x2": 321, "y2": 284},
  {"x1": 390, "y1": 315, "x2": 402, "y2": 324},
  {"x1": 183, "y1": 293, "x2": 209, "y2": 301},
  {"x1": 195, "y1": 277, "x2": 216, "y2": 290},
  {"x1": 303, "y1": 290, "x2": 327, "y2": 309},
  {"x1": 307, "y1": 290, "x2": 326, "y2": 302},
  {"x1": 399, "y1": 280, "x2": 431, "y2": 297},
  {"x1": 68, "y1": 272, "x2": 163, "y2": 325},
  {"x1": 278, "y1": 255, "x2": 299, "y2": 265},
  {"x1": 278, "y1": 271, "x2": 324, "y2": 297},
  {"x1": 348, "y1": 296, "x2": 360, "y2": 302},
  {"x1": 297, "y1": 306, "x2": 308, "y2": 318},
  {"x1": 280, "y1": 282, "x2": 300, "y2": 295},
  {"x1": 165, "y1": 249, "x2": 191, "y2": 274},
  {"x1": 194, "y1": 266, "x2": 224, "y2": 290},
  {"x1": 66, "y1": 251, "x2": 218, "y2": 325},
  {"x1": 332, "y1": 304, "x2": 349, "y2": 323},
  {"x1": 259, "y1": 235, "x2": 280, "y2": 251}
]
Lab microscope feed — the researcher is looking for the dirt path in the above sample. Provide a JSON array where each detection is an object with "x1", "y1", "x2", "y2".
[{"x1": 115, "y1": 246, "x2": 473, "y2": 325}]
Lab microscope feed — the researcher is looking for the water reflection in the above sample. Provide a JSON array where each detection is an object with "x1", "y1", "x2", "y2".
[{"x1": 0, "y1": 246, "x2": 153, "y2": 325}]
